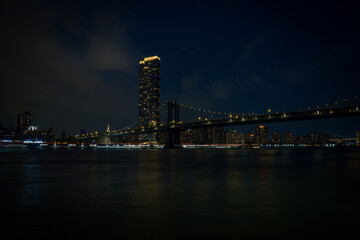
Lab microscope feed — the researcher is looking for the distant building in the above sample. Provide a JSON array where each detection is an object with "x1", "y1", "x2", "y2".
[
  {"x1": 296, "y1": 135, "x2": 312, "y2": 144},
  {"x1": 0, "y1": 125, "x2": 16, "y2": 140},
  {"x1": 225, "y1": 130, "x2": 244, "y2": 144},
  {"x1": 284, "y1": 131, "x2": 295, "y2": 143},
  {"x1": 46, "y1": 127, "x2": 56, "y2": 143},
  {"x1": 180, "y1": 129, "x2": 195, "y2": 144},
  {"x1": 310, "y1": 132, "x2": 317, "y2": 143},
  {"x1": 255, "y1": 125, "x2": 268, "y2": 144},
  {"x1": 23, "y1": 126, "x2": 56, "y2": 143},
  {"x1": 245, "y1": 131, "x2": 255, "y2": 144},
  {"x1": 179, "y1": 127, "x2": 225, "y2": 144},
  {"x1": 16, "y1": 111, "x2": 31, "y2": 134},
  {"x1": 207, "y1": 127, "x2": 224, "y2": 144},
  {"x1": 272, "y1": 131, "x2": 281, "y2": 144},
  {"x1": 193, "y1": 129, "x2": 206, "y2": 144},
  {"x1": 138, "y1": 56, "x2": 160, "y2": 142},
  {"x1": 238, "y1": 131, "x2": 245, "y2": 143}
]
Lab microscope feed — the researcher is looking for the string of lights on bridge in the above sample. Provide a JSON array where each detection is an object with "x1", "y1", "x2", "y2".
[
  {"x1": 76, "y1": 96, "x2": 359, "y2": 138},
  {"x1": 120, "y1": 96, "x2": 359, "y2": 130}
]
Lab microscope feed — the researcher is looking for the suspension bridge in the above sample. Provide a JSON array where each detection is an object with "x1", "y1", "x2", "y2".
[{"x1": 76, "y1": 97, "x2": 360, "y2": 148}]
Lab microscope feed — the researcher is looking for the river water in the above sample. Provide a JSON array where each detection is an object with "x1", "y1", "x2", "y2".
[{"x1": 1, "y1": 149, "x2": 359, "y2": 239}]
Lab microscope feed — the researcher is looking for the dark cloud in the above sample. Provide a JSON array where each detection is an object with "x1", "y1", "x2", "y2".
[
  {"x1": 1, "y1": 1, "x2": 139, "y2": 133},
  {"x1": 237, "y1": 29, "x2": 273, "y2": 63}
]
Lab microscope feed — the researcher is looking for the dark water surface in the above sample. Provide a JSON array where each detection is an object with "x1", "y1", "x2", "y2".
[{"x1": 1, "y1": 149, "x2": 360, "y2": 239}]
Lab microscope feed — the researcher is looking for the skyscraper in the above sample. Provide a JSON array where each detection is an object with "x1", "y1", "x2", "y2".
[
  {"x1": 139, "y1": 56, "x2": 160, "y2": 129},
  {"x1": 255, "y1": 125, "x2": 269, "y2": 144},
  {"x1": 16, "y1": 111, "x2": 31, "y2": 134}
]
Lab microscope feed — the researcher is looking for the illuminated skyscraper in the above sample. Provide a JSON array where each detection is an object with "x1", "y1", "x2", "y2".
[
  {"x1": 245, "y1": 131, "x2": 255, "y2": 143},
  {"x1": 255, "y1": 125, "x2": 269, "y2": 144},
  {"x1": 138, "y1": 56, "x2": 160, "y2": 143},
  {"x1": 139, "y1": 56, "x2": 160, "y2": 129}
]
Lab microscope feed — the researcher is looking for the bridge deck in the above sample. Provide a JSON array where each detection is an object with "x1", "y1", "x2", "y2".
[{"x1": 110, "y1": 106, "x2": 360, "y2": 136}]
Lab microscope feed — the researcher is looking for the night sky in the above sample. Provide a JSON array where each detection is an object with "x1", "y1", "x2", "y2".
[{"x1": 1, "y1": 0, "x2": 359, "y2": 136}]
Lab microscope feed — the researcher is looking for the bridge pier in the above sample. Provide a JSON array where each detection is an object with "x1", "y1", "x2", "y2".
[{"x1": 164, "y1": 128, "x2": 182, "y2": 149}]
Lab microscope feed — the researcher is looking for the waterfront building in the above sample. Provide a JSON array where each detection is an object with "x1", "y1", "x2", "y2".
[
  {"x1": 179, "y1": 127, "x2": 225, "y2": 144},
  {"x1": 139, "y1": 56, "x2": 160, "y2": 128},
  {"x1": 284, "y1": 131, "x2": 295, "y2": 144},
  {"x1": 46, "y1": 127, "x2": 56, "y2": 143},
  {"x1": 255, "y1": 125, "x2": 269, "y2": 144},
  {"x1": 272, "y1": 131, "x2": 281, "y2": 144},
  {"x1": 180, "y1": 129, "x2": 195, "y2": 144},
  {"x1": 225, "y1": 130, "x2": 244, "y2": 144},
  {"x1": 0, "y1": 126, "x2": 16, "y2": 140},
  {"x1": 138, "y1": 56, "x2": 160, "y2": 142},
  {"x1": 245, "y1": 131, "x2": 255, "y2": 144},
  {"x1": 207, "y1": 127, "x2": 225, "y2": 144},
  {"x1": 16, "y1": 111, "x2": 31, "y2": 134},
  {"x1": 238, "y1": 131, "x2": 245, "y2": 143},
  {"x1": 21, "y1": 126, "x2": 57, "y2": 143}
]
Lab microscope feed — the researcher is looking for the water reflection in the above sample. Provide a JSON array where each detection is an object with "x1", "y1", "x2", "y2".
[
  {"x1": 20, "y1": 156, "x2": 43, "y2": 207},
  {"x1": 20, "y1": 183, "x2": 42, "y2": 207},
  {"x1": 0, "y1": 149, "x2": 359, "y2": 239}
]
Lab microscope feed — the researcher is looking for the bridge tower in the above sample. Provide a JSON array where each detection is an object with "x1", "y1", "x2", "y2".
[
  {"x1": 165, "y1": 100, "x2": 181, "y2": 148},
  {"x1": 167, "y1": 100, "x2": 180, "y2": 124}
]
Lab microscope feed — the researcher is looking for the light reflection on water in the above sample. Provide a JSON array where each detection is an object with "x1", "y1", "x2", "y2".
[{"x1": 0, "y1": 149, "x2": 360, "y2": 239}]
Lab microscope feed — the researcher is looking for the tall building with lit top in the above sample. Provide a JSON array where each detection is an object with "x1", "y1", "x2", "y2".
[
  {"x1": 139, "y1": 56, "x2": 160, "y2": 129},
  {"x1": 255, "y1": 125, "x2": 269, "y2": 144}
]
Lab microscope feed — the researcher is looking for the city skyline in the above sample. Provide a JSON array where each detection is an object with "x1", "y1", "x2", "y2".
[
  {"x1": 2, "y1": 108, "x2": 359, "y2": 146},
  {"x1": 2, "y1": 2, "x2": 360, "y2": 239},
  {"x1": 1, "y1": 1, "x2": 360, "y2": 136}
]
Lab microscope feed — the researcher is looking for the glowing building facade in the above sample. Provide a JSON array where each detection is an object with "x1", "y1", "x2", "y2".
[
  {"x1": 138, "y1": 56, "x2": 160, "y2": 141},
  {"x1": 255, "y1": 125, "x2": 269, "y2": 144}
]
